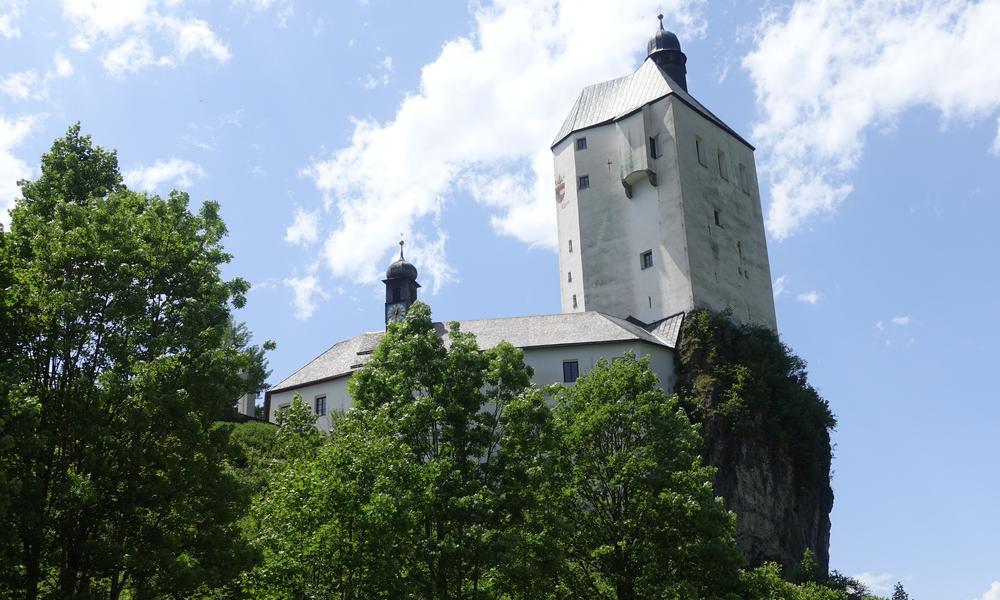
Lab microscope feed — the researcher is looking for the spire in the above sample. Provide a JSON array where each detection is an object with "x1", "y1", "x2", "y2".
[
  {"x1": 399, "y1": 237, "x2": 405, "y2": 261},
  {"x1": 646, "y1": 13, "x2": 688, "y2": 91}
]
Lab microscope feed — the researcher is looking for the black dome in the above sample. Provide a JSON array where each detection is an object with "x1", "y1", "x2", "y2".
[
  {"x1": 386, "y1": 258, "x2": 417, "y2": 280},
  {"x1": 647, "y1": 15, "x2": 682, "y2": 56}
]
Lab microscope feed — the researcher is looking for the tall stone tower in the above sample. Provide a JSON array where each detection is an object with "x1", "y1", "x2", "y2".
[{"x1": 552, "y1": 16, "x2": 777, "y2": 329}]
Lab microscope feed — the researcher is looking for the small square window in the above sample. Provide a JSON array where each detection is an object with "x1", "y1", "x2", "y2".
[
  {"x1": 563, "y1": 360, "x2": 580, "y2": 383},
  {"x1": 640, "y1": 250, "x2": 653, "y2": 270},
  {"x1": 315, "y1": 396, "x2": 326, "y2": 417},
  {"x1": 696, "y1": 137, "x2": 707, "y2": 167},
  {"x1": 576, "y1": 137, "x2": 587, "y2": 151},
  {"x1": 718, "y1": 151, "x2": 729, "y2": 180},
  {"x1": 649, "y1": 136, "x2": 659, "y2": 159},
  {"x1": 714, "y1": 209, "x2": 722, "y2": 227},
  {"x1": 578, "y1": 175, "x2": 590, "y2": 190}
]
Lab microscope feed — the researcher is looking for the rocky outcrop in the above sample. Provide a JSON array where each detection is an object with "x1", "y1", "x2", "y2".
[
  {"x1": 674, "y1": 310, "x2": 836, "y2": 575},
  {"x1": 700, "y1": 415, "x2": 833, "y2": 574}
]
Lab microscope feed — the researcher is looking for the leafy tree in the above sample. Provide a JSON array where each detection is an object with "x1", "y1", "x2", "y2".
[
  {"x1": 551, "y1": 352, "x2": 744, "y2": 599},
  {"x1": 248, "y1": 301, "x2": 561, "y2": 598},
  {"x1": 0, "y1": 124, "x2": 269, "y2": 598},
  {"x1": 891, "y1": 582, "x2": 910, "y2": 600},
  {"x1": 742, "y1": 563, "x2": 849, "y2": 600},
  {"x1": 273, "y1": 392, "x2": 322, "y2": 458},
  {"x1": 794, "y1": 548, "x2": 824, "y2": 584}
]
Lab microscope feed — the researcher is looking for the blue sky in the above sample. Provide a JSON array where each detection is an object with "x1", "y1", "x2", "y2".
[{"x1": 2, "y1": 1, "x2": 999, "y2": 597}]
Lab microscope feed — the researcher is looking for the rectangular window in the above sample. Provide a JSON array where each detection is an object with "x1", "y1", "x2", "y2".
[
  {"x1": 567, "y1": 271, "x2": 572, "y2": 282},
  {"x1": 315, "y1": 396, "x2": 326, "y2": 417},
  {"x1": 572, "y1": 294, "x2": 578, "y2": 309},
  {"x1": 576, "y1": 137, "x2": 587, "y2": 151},
  {"x1": 649, "y1": 136, "x2": 659, "y2": 159},
  {"x1": 568, "y1": 239, "x2": 573, "y2": 253},
  {"x1": 577, "y1": 175, "x2": 590, "y2": 190},
  {"x1": 714, "y1": 208, "x2": 721, "y2": 227},
  {"x1": 563, "y1": 360, "x2": 580, "y2": 383},
  {"x1": 640, "y1": 250, "x2": 653, "y2": 270},
  {"x1": 696, "y1": 136, "x2": 707, "y2": 166},
  {"x1": 718, "y1": 151, "x2": 729, "y2": 180},
  {"x1": 739, "y1": 164, "x2": 749, "y2": 194}
]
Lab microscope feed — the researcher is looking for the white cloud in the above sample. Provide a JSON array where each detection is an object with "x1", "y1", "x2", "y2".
[
  {"x1": 992, "y1": 117, "x2": 1000, "y2": 156},
  {"x1": 284, "y1": 207, "x2": 319, "y2": 245},
  {"x1": 1, "y1": 53, "x2": 76, "y2": 102},
  {"x1": 234, "y1": 0, "x2": 294, "y2": 27},
  {"x1": 977, "y1": 581, "x2": 1000, "y2": 600},
  {"x1": 123, "y1": 158, "x2": 204, "y2": 191},
  {"x1": 772, "y1": 275, "x2": 787, "y2": 299},
  {"x1": 0, "y1": 0, "x2": 25, "y2": 39},
  {"x1": 303, "y1": 0, "x2": 705, "y2": 293},
  {"x1": 890, "y1": 315, "x2": 911, "y2": 326},
  {"x1": 875, "y1": 320, "x2": 884, "y2": 332},
  {"x1": 853, "y1": 572, "x2": 893, "y2": 595},
  {"x1": 796, "y1": 290, "x2": 822, "y2": 305},
  {"x1": 0, "y1": 113, "x2": 40, "y2": 227},
  {"x1": 361, "y1": 55, "x2": 393, "y2": 90},
  {"x1": 60, "y1": 0, "x2": 231, "y2": 74},
  {"x1": 284, "y1": 273, "x2": 328, "y2": 320},
  {"x1": 744, "y1": 0, "x2": 1000, "y2": 240}
]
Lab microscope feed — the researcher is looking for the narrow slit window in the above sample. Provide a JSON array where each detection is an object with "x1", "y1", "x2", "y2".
[
  {"x1": 714, "y1": 209, "x2": 721, "y2": 227},
  {"x1": 718, "y1": 151, "x2": 729, "y2": 180},
  {"x1": 568, "y1": 239, "x2": 573, "y2": 253},
  {"x1": 315, "y1": 396, "x2": 326, "y2": 417},
  {"x1": 576, "y1": 137, "x2": 587, "y2": 151},
  {"x1": 648, "y1": 296, "x2": 652, "y2": 309},
  {"x1": 577, "y1": 175, "x2": 590, "y2": 190},
  {"x1": 563, "y1": 360, "x2": 580, "y2": 383},
  {"x1": 696, "y1": 136, "x2": 707, "y2": 167},
  {"x1": 739, "y1": 164, "x2": 749, "y2": 193},
  {"x1": 640, "y1": 250, "x2": 653, "y2": 270},
  {"x1": 567, "y1": 271, "x2": 572, "y2": 282},
  {"x1": 572, "y1": 294, "x2": 578, "y2": 309},
  {"x1": 649, "y1": 136, "x2": 659, "y2": 159}
]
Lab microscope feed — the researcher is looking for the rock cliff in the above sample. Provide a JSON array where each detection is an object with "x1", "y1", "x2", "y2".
[{"x1": 674, "y1": 310, "x2": 835, "y2": 574}]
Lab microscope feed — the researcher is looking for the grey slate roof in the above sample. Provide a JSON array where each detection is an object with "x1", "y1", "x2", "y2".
[
  {"x1": 551, "y1": 57, "x2": 753, "y2": 150},
  {"x1": 269, "y1": 311, "x2": 685, "y2": 393}
]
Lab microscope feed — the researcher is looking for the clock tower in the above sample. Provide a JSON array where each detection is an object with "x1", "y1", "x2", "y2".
[{"x1": 383, "y1": 240, "x2": 420, "y2": 326}]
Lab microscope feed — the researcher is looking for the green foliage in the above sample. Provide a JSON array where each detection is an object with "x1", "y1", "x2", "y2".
[
  {"x1": 676, "y1": 309, "x2": 836, "y2": 500},
  {"x1": 742, "y1": 563, "x2": 851, "y2": 600},
  {"x1": 0, "y1": 124, "x2": 268, "y2": 598},
  {"x1": 891, "y1": 582, "x2": 910, "y2": 600},
  {"x1": 551, "y1": 352, "x2": 744, "y2": 599},
  {"x1": 794, "y1": 549, "x2": 823, "y2": 584},
  {"x1": 273, "y1": 393, "x2": 322, "y2": 458}
]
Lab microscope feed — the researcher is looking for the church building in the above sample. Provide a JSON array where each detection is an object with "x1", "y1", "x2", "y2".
[{"x1": 263, "y1": 17, "x2": 776, "y2": 430}]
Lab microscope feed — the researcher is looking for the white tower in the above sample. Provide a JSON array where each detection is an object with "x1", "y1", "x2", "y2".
[{"x1": 552, "y1": 16, "x2": 777, "y2": 330}]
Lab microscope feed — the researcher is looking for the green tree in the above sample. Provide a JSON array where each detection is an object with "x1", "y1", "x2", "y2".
[
  {"x1": 891, "y1": 582, "x2": 910, "y2": 600},
  {"x1": 248, "y1": 301, "x2": 561, "y2": 598},
  {"x1": 551, "y1": 352, "x2": 744, "y2": 599},
  {"x1": 794, "y1": 549, "x2": 823, "y2": 584},
  {"x1": 0, "y1": 125, "x2": 268, "y2": 598},
  {"x1": 742, "y1": 563, "x2": 849, "y2": 600}
]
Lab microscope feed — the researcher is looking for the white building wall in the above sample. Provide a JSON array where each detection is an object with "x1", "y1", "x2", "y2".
[
  {"x1": 269, "y1": 340, "x2": 676, "y2": 432},
  {"x1": 553, "y1": 94, "x2": 776, "y2": 330}
]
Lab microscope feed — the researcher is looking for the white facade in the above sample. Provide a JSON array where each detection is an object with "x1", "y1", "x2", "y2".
[
  {"x1": 554, "y1": 62, "x2": 777, "y2": 329},
  {"x1": 268, "y1": 339, "x2": 675, "y2": 433}
]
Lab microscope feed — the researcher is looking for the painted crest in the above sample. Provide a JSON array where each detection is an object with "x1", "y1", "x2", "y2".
[{"x1": 554, "y1": 175, "x2": 566, "y2": 204}]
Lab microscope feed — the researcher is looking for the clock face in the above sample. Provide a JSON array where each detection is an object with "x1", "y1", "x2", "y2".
[{"x1": 386, "y1": 303, "x2": 407, "y2": 323}]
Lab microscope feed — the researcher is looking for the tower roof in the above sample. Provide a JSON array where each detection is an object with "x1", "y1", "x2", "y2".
[
  {"x1": 385, "y1": 240, "x2": 418, "y2": 281},
  {"x1": 551, "y1": 53, "x2": 752, "y2": 150},
  {"x1": 647, "y1": 13, "x2": 682, "y2": 55}
]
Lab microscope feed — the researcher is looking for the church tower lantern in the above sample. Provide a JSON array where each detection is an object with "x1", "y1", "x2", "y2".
[
  {"x1": 383, "y1": 240, "x2": 420, "y2": 326},
  {"x1": 551, "y1": 15, "x2": 777, "y2": 329}
]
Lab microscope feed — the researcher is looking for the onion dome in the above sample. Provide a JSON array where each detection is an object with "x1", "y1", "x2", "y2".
[
  {"x1": 645, "y1": 13, "x2": 688, "y2": 92},
  {"x1": 647, "y1": 14, "x2": 682, "y2": 55},
  {"x1": 385, "y1": 240, "x2": 418, "y2": 280}
]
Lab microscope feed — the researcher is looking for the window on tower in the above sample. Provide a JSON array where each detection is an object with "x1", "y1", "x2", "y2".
[
  {"x1": 739, "y1": 163, "x2": 750, "y2": 194},
  {"x1": 393, "y1": 287, "x2": 401, "y2": 302},
  {"x1": 567, "y1": 271, "x2": 572, "y2": 282},
  {"x1": 569, "y1": 239, "x2": 573, "y2": 252},
  {"x1": 640, "y1": 250, "x2": 653, "y2": 270},
  {"x1": 578, "y1": 175, "x2": 590, "y2": 190},
  {"x1": 576, "y1": 137, "x2": 587, "y2": 151},
  {"x1": 649, "y1": 136, "x2": 659, "y2": 159},
  {"x1": 714, "y1": 208, "x2": 722, "y2": 227},
  {"x1": 718, "y1": 151, "x2": 729, "y2": 180},
  {"x1": 696, "y1": 136, "x2": 707, "y2": 166},
  {"x1": 572, "y1": 294, "x2": 578, "y2": 309},
  {"x1": 563, "y1": 360, "x2": 580, "y2": 383}
]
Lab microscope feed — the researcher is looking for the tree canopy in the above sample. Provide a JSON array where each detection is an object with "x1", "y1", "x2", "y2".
[{"x1": 0, "y1": 124, "x2": 270, "y2": 598}]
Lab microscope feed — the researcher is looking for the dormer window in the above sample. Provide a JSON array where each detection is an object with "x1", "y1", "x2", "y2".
[{"x1": 576, "y1": 137, "x2": 587, "y2": 151}]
